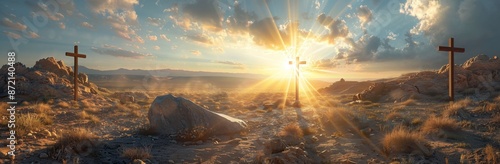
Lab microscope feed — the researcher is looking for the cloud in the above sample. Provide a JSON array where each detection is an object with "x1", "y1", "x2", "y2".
[
  {"x1": 160, "y1": 34, "x2": 170, "y2": 41},
  {"x1": 357, "y1": 5, "x2": 373, "y2": 29},
  {"x1": 148, "y1": 35, "x2": 158, "y2": 41},
  {"x1": 249, "y1": 17, "x2": 289, "y2": 50},
  {"x1": 226, "y1": 3, "x2": 257, "y2": 34},
  {"x1": 91, "y1": 44, "x2": 152, "y2": 59},
  {"x1": 339, "y1": 34, "x2": 381, "y2": 62},
  {"x1": 182, "y1": 0, "x2": 223, "y2": 32},
  {"x1": 136, "y1": 36, "x2": 144, "y2": 44},
  {"x1": 1, "y1": 18, "x2": 27, "y2": 30},
  {"x1": 191, "y1": 50, "x2": 202, "y2": 56},
  {"x1": 310, "y1": 58, "x2": 340, "y2": 69},
  {"x1": 59, "y1": 22, "x2": 66, "y2": 29},
  {"x1": 81, "y1": 22, "x2": 93, "y2": 28},
  {"x1": 387, "y1": 32, "x2": 397, "y2": 40},
  {"x1": 401, "y1": 0, "x2": 500, "y2": 62},
  {"x1": 147, "y1": 17, "x2": 163, "y2": 26},
  {"x1": 153, "y1": 46, "x2": 160, "y2": 50},
  {"x1": 214, "y1": 60, "x2": 246, "y2": 69},
  {"x1": 186, "y1": 33, "x2": 214, "y2": 45},
  {"x1": 317, "y1": 14, "x2": 350, "y2": 44},
  {"x1": 4, "y1": 31, "x2": 21, "y2": 39},
  {"x1": 28, "y1": 31, "x2": 40, "y2": 38},
  {"x1": 87, "y1": 0, "x2": 141, "y2": 42}
]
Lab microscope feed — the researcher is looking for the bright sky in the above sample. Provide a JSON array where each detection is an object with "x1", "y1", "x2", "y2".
[{"x1": 1, "y1": 0, "x2": 499, "y2": 80}]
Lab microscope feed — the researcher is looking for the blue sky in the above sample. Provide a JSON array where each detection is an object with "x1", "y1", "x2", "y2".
[{"x1": 1, "y1": 0, "x2": 499, "y2": 80}]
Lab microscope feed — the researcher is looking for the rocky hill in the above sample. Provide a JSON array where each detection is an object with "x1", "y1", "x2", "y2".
[
  {"x1": 320, "y1": 54, "x2": 500, "y2": 102},
  {"x1": 0, "y1": 57, "x2": 109, "y2": 101}
]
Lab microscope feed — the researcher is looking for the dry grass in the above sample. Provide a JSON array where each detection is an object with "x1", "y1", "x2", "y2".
[
  {"x1": 421, "y1": 116, "x2": 461, "y2": 139},
  {"x1": 484, "y1": 144, "x2": 498, "y2": 164},
  {"x1": 79, "y1": 111, "x2": 100, "y2": 124},
  {"x1": 51, "y1": 128, "x2": 98, "y2": 159},
  {"x1": 57, "y1": 101, "x2": 71, "y2": 108},
  {"x1": 0, "y1": 102, "x2": 9, "y2": 126},
  {"x1": 34, "y1": 102, "x2": 52, "y2": 114},
  {"x1": 443, "y1": 98, "x2": 472, "y2": 117},
  {"x1": 385, "y1": 112, "x2": 403, "y2": 121},
  {"x1": 321, "y1": 107, "x2": 358, "y2": 131},
  {"x1": 382, "y1": 128, "x2": 429, "y2": 155},
  {"x1": 491, "y1": 114, "x2": 500, "y2": 124},
  {"x1": 278, "y1": 123, "x2": 304, "y2": 138},
  {"x1": 121, "y1": 147, "x2": 152, "y2": 160},
  {"x1": 17, "y1": 114, "x2": 43, "y2": 136},
  {"x1": 80, "y1": 99, "x2": 95, "y2": 109}
]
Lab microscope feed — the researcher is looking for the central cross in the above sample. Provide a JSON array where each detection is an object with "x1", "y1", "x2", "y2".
[
  {"x1": 66, "y1": 45, "x2": 87, "y2": 101},
  {"x1": 289, "y1": 57, "x2": 306, "y2": 107},
  {"x1": 438, "y1": 37, "x2": 465, "y2": 102}
]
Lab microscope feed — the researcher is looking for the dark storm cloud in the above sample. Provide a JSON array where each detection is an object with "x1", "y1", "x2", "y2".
[{"x1": 183, "y1": 0, "x2": 223, "y2": 32}]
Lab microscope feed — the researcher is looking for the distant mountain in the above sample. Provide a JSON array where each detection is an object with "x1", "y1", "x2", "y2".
[{"x1": 75, "y1": 66, "x2": 264, "y2": 78}]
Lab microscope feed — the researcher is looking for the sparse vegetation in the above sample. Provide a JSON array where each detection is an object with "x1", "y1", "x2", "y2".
[
  {"x1": 321, "y1": 107, "x2": 358, "y2": 132},
  {"x1": 17, "y1": 114, "x2": 44, "y2": 136},
  {"x1": 51, "y1": 128, "x2": 98, "y2": 159},
  {"x1": 278, "y1": 123, "x2": 304, "y2": 138},
  {"x1": 400, "y1": 98, "x2": 417, "y2": 106},
  {"x1": 422, "y1": 116, "x2": 461, "y2": 139},
  {"x1": 385, "y1": 112, "x2": 403, "y2": 121},
  {"x1": 57, "y1": 101, "x2": 71, "y2": 108},
  {"x1": 121, "y1": 146, "x2": 152, "y2": 160},
  {"x1": 484, "y1": 144, "x2": 498, "y2": 164},
  {"x1": 79, "y1": 111, "x2": 100, "y2": 124},
  {"x1": 34, "y1": 102, "x2": 52, "y2": 114},
  {"x1": 382, "y1": 128, "x2": 430, "y2": 155},
  {"x1": 444, "y1": 98, "x2": 472, "y2": 117}
]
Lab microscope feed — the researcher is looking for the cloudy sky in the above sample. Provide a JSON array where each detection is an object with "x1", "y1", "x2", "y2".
[{"x1": 1, "y1": 0, "x2": 499, "y2": 80}]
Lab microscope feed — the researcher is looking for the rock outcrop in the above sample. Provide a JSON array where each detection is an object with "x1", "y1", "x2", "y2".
[
  {"x1": 0, "y1": 57, "x2": 107, "y2": 101},
  {"x1": 322, "y1": 54, "x2": 500, "y2": 102},
  {"x1": 148, "y1": 94, "x2": 247, "y2": 135}
]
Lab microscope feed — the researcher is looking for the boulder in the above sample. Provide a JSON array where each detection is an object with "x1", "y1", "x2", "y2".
[
  {"x1": 33, "y1": 57, "x2": 72, "y2": 77},
  {"x1": 148, "y1": 94, "x2": 247, "y2": 135}
]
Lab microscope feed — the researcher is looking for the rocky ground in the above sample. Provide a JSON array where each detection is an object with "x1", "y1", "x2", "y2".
[{"x1": 0, "y1": 91, "x2": 499, "y2": 163}]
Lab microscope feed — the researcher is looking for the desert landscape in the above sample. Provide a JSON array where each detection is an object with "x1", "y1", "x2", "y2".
[
  {"x1": 2, "y1": 0, "x2": 500, "y2": 163},
  {"x1": 0, "y1": 54, "x2": 499, "y2": 163}
]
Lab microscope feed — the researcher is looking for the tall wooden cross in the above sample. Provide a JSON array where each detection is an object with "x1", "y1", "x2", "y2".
[
  {"x1": 65, "y1": 45, "x2": 87, "y2": 101},
  {"x1": 438, "y1": 38, "x2": 465, "y2": 102},
  {"x1": 289, "y1": 57, "x2": 306, "y2": 107}
]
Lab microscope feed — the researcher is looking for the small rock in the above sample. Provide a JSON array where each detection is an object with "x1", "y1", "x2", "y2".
[
  {"x1": 228, "y1": 139, "x2": 241, "y2": 145},
  {"x1": 311, "y1": 136, "x2": 319, "y2": 142},
  {"x1": 241, "y1": 137, "x2": 248, "y2": 140},
  {"x1": 168, "y1": 160, "x2": 175, "y2": 164},
  {"x1": 39, "y1": 153, "x2": 48, "y2": 158},
  {"x1": 133, "y1": 159, "x2": 146, "y2": 164}
]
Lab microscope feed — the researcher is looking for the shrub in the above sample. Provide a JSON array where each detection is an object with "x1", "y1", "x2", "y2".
[
  {"x1": 422, "y1": 116, "x2": 461, "y2": 139},
  {"x1": 50, "y1": 128, "x2": 98, "y2": 159},
  {"x1": 34, "y1": 103, "x2": 52, "y2": 114},
  {"x1": 17, "y1": 114, "x2": 43, "y2": 136},
  {"x1": 382, "y1": 128, "x2": 430, "y2": 155},
  {"x1": 57, "y1": 101, "x2": 71, "y2": 108},
  {"x1": 278, "y1": 124, "x2": 303, "y2": 138},
  {"x1": 121, "y1": 147, "x2": 152, "y2": 160}
]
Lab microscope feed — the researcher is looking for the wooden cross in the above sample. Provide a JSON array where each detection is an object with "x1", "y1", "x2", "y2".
[
  {"x1": 289, "y1": 57, "x2": 306, "y2": 107},
  {"x1": 65, "y1": 45, "x2": 87, "y2": 101},
  {"x1": 438, "y1": 38, "x2": 465, "y2": 102}
]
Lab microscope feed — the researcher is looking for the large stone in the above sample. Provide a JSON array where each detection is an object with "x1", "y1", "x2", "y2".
[{"x1": 148, "y1": 94, "x2": 247, "y2": 135}]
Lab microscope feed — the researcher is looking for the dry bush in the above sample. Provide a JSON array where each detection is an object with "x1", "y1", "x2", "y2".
[
  {"x1": 385, "y1": 112, "x2": 403, "y2": 121},
  {"x1": 34, "y1": 102, "x2": 52, "y2": 114},
  {"x1": 278, "y1": 124, "x2": 303, "y2": 138},
  {"x1": 0, "y1": 102, "x2": 9, "y2": 126},
  {"x1": 175, "y1": 126, "x2": 212, "y2": 142},
  {"x1": 321, "y1": 107, "x2": 359, "y2": 132},
  {"x1": 50, "y1": 128, "x2": 98, "y2": 159},
  {"x1": 121, "y1": 147, "x2": 151, "y2": 160},
  {"x1": 80, "y1": 99, "x2": 95, "y2": 109},
  {"x1": 17, "y1": 114, "x2": 43, "y2": 136},
  {"x1": 84, "y1": 107, "x2": 100, "y2": 114},
  {"x1": 382, "y1": 128, "x2": 430, "y2": 156},
  {"x1": 422, "y1": 116, "x2": 461, "y2": 139},
  {"x1": 484, "y1": 144, "x2": 498, "y2": 164},
  {"x1": 444, "y1": 98, "x2": 472, "y2": 117},
  {"x1": 491, "y1": 114, "x2": 500, "y2": 124},
  {"x1": 79, "y1": 111, "x2": 100, "y2": 124},
  {"x1": 57, "y1": 101, "x2": 71, "y2": 108}
]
